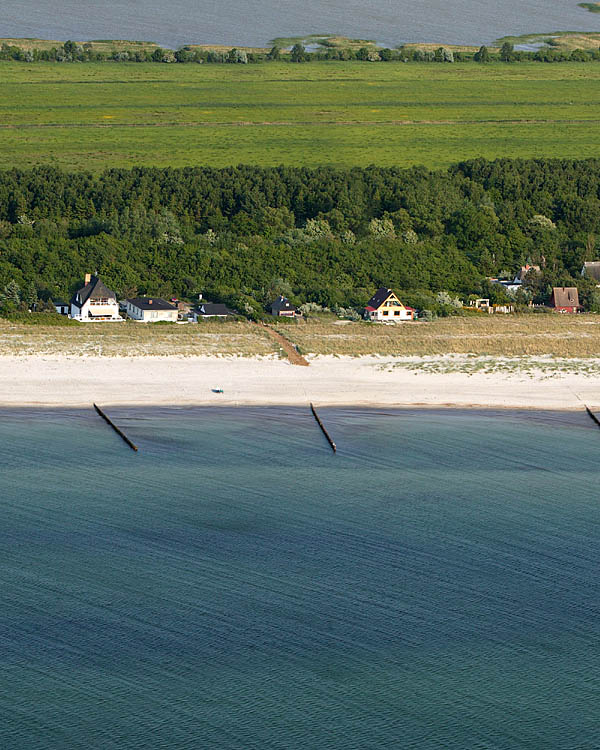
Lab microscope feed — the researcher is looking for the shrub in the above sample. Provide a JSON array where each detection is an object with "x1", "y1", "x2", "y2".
[{"x1": 0, "y1": 312, "x2": 80, "y2": 325}]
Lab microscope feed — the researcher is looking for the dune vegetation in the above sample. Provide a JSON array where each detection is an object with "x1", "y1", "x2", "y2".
[{"x1": 279, "y1": 315, "x2": 600, "y2": 358}]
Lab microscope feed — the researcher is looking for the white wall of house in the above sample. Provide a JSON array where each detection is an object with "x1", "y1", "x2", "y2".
[
  {"x1": 70, "y1": 298, "x2": 122, "y2": 321},
  {"x1": 368, "y1": 307, "x2": 413, "y2": 322},
  {"x1": 192, "y1": 312, "x2": 227, "y2": 322},
  {"x1": 127, "y1": 302, "x2": 178, "y2": 322}
]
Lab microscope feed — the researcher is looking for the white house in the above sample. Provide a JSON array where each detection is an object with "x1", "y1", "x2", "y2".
[
  {"x1": 364, "y1": 288, "x2": 414, "y2": 322},
  {"x1": 70, "y1": 274, "x2": 123, "y2": 322},
  {"x1": 126, "y1": 297, "x2": 178, "y2": 322}
]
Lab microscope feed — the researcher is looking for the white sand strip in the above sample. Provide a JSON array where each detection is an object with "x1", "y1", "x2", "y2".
[{"x1": 1, "y1": 355, "x2": 599, "y2": 409}]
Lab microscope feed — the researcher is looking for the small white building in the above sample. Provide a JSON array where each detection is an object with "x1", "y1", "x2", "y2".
[
  {"x1": 126, "y1": 297, "x2": 178, "y2": 322},
  {"x1": 70, "y1": 274, "x2": 123, "y2": 322},
  {"x1": 364, "y1": 288, "x2": 414, "y2": 322}
]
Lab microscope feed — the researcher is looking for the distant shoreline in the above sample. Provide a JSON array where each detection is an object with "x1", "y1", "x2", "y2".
[{"x1": 3, "y1": 30, "x2": 600, "y2": 54}]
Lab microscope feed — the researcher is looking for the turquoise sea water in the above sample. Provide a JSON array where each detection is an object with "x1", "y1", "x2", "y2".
[{"x1": 1, "y1": 407, "x2": 599, "y2": 749}]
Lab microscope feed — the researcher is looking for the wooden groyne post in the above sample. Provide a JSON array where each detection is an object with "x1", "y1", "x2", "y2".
[
  {"x1": 93, "y1": 403, "x2": 138, "y2": 452},
  {"x1": 310, "y1": 403, "x2": 336, "y2": 453},
  {"x1": 585, "y1": 405, "x2": 600, "y2": 429}
]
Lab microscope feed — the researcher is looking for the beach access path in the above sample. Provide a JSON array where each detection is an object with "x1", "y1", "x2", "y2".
[{"x1": 2, "y1": 354, "x2": 600, "y2": 409}]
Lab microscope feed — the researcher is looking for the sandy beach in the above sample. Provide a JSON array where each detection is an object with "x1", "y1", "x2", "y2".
[{"x1": 2, "y1": 354, "x2": 600, "y2": 409}]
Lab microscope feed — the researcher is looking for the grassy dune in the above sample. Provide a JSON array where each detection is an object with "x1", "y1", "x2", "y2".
[
  {"x1": 2, "y1": 61, "x2": 600, "y2": 169},
  {"x1": 4, "y1": 316, "x2": 600, "y2": 361},
  {"x1": 0, "y1": 319, "x2": 278, "y2": 357},
  {"x1": 280, "y1": 316, "x2": 600, "y2": 358}
]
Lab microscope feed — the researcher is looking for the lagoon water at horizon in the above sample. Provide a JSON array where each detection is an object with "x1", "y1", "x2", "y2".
[
  {"x1": 2, "y1": 0, "x2": 600, "y2": 49},
  {"x1": 1, "y1": 405, "x2": 599, "y2": 748}
]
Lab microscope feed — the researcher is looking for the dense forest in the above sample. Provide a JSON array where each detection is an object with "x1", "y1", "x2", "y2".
[{"x1": 1, "y1": 159, "x2": 600, "y2": 316}]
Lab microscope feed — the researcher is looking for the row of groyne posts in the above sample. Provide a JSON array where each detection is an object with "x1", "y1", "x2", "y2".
[
  {"x1": 92, "y1": 327, "x2": 339, "y2": 453},
  {"x1": 93, "y1": 400, "x2": 600, "y2": 456},
  {"x1": 93, "y1": 402, "x2": 336, "y2": 454},
  {"x1": 94, "y1": 399, "x2": 600, "y2": 455}
]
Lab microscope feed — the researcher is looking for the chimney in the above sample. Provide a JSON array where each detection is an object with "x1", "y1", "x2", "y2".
[
  {"x1": 148, "y1": 299, "x2": 153, "y2": 304},
  {"x1": 84, "y1": 273, "x2": 91, "y2": 284}
]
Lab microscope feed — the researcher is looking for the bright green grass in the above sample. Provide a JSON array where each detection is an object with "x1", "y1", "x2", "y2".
[{"x1": 1, "y1": 61, "x2": 600, "y2": 170}]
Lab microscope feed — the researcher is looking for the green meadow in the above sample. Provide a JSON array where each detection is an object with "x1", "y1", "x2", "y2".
[{"x1": 1, "y1": 61, "x2": 600, "y2": 170}]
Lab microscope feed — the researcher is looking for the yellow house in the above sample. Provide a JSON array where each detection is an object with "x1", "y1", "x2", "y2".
[{"x1": 365, "y1": 288, "x2": 415, "y2": 322}]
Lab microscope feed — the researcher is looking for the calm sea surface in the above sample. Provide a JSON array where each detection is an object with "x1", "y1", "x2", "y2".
[
  {"x1": 1, "y1": 406, "x2": 599, "y2": 749},
  {"x1": 1, "y1": 0, "x2": 600, "y2": 49}
]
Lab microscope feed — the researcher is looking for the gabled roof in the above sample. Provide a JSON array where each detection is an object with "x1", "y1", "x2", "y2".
[
  {"x1": 551, "y1": 287, "x2": 581, "y2": 308},
  {"x1": 71, "y1": 275, "x2": 116, "y2": 308},
  {"x1": 583, "y1": 261, "x2": 600, "y2": 282},
  {"x1": 366, "y1": 288, "x2": 401, "y2": 310},
  {"x1": 196, "y1": 303, "x2": 233, "y2": 316},
  {"x1": 127, "y1": 297, "x2": 176, "y2": 311},
  {"x1": 515, "y1": 264, "x2": 541, "y2": 281},
  {"x1": 270, "y1": 296, "x2": 298, "y2": 313}
]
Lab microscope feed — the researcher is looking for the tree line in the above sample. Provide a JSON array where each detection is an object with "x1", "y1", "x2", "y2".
[
  {"x1": 1, "y1": 159, "x2": 600, "y2": 317},
  {"x1": 1, "y1": 39, "x2": 598, "y2": 65}
]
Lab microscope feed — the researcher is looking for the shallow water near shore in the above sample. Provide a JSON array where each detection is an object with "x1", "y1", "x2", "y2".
[
  {"x1": 3, "y1": 0, "x2": 600, "y2": 49},
  {"x1": 1, "y1": 406, "x2": 599, "y2": 748}
]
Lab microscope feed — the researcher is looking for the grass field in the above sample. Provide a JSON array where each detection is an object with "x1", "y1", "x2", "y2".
[{"x1": 2, "y1": 61, "x2": 600, "y2": 170}]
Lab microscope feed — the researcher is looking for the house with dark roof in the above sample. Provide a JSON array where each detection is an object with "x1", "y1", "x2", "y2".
[
  {"x1": 582, "y1": 261, "x2": 600, "y2": 285},
  {"x1": 514, "y1": 264, "x2": 541, "y2": 283},
  {"x1": 364, "y1": 288, "x2": 414, "y2": 322},
  {"x1": 270, "y1": 296, "x2": 301, "y2": 318},
  {"x1": 193, "y1": 302, "x2": 234, "y2": 321},
  {"x1": 70, "y1": 274, "x2": 122, "y2": 322},
  {"x1": 550, "y1": 287, "x2": 582, "y2": 313},
  {"x1": 126, "y1": 297, "x2": 178, "y2": 322},
  {"x1": 53, "y1": 299, "x2": 69, "y2": 316}
]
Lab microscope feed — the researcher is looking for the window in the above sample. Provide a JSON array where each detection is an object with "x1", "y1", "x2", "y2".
[
  {"x1": 382, "y1": 310, "x2": 388, "y2": 316},
  {"x1": 394, "y1": 310, "x2": 401, "y2": 316}
]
